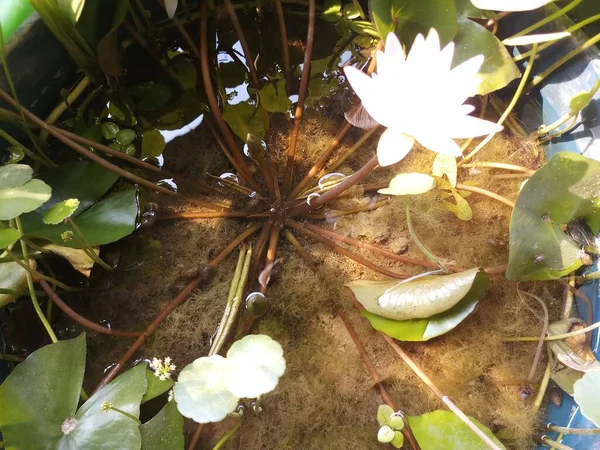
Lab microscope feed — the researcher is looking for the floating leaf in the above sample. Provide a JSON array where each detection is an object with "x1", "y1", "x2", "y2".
[
  {"x1": 96, "y1": 0, "x2": 129, "y2": 76},
  {"x1": 507, "y1": 152, "x2": 600, "y2": 280},
  {"x1": 225, "y1": 334, "x2": 286, "y2": 398},
  {"x1": 142, "y1": 130, "x2": 166, "y2": 158},
  {"x1": 432, "y1": 154, "x2": 457, "y2": 186},
  {"x1": 259, "y1": 78, "x2": 291, "y2": 113},
  {"x1": 0, "y1": 334, "x2": 86, "y2": 449},
  {"x1": 0, "y1": 164, "x2": 33, "y2": 189},
  {"x1": 0, "y1": 261, "x2": 32, "y2": 307},
  {"x1": 143, "y1": 368, "x2": 174, "y2": 403},
  {"x1": 43, "y1": 243, "x2": 98, "y2": 277},
  {"x1": 0, "y1": 179, "x2": 52, "y2": 220},
  {"x1": 174, "y1": 355, "x2": 239, "y2": 423},
  {"x1": 391, "y1": 431, "x2": 404, "y2": 448},
  {"x1": 547, "y1": 318, "x2": 600, "y2": 372},
  {"x1": 130, "y1": 81, "x2": 172, "y2": 112},
  {"x1": 140, "y1": 402, "x2": 184, "y2": 450},
  {"x1": 574, "y1": 371, "x2": 600, "y2": 427},
  {"x1": 43, "y1": 198, "x2": 80, "y2": 224},
  {"x1": 115, "y1": 129, "x2": 136, "y2": 146},
  {"x1": 223, "y1": 100, "x2": 270, "y2": 141},
  {"x1": 408, "y1": 410, "x2": 505, "y2": 449},
  {"x1": 469, "y1": 0, "x2": 553, "y2": 12},
  {"x1": 378, "y1": 173, "x2": 437, "y2": 196},
  {"x1": 455, "y1": 0, "x2": 495, "y2": 18},
  {"x1": 503, "y1": 31, "x2": 570, "y2": 46},
  {"x1": 322, "y1": 0, "x2": 342, "y2": 22},
  {"x1": 453, "y1": 18, "x2": 520, "y2": 95},
  {"x1": 378, "y1": 425, "x2": 395, "y2": 443},
  {"x1": 0, "y1": 227, "x2": 20, "y2": 249},
  {"x1": 7, "y1": 146, "x2": 25, "y2": 164},
  {"x1": 370, "y1": 0, "x2": 457, "y2": 46},
  {"x1": 101, "y1": 121, "x2": 120, "y2": 140},
  {"x1": 377, "y1": 404, "x2": 396, "y2": 426}
]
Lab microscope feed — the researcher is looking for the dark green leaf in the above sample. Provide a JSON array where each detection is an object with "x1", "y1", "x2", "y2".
[
  {"x1": 452, "y1": 18, "x2": 520, "y2": 95},
  {"x1": 223, "y1": 100, "x2": 270, "y2": 141},
  {"x1": 130, "y1": 81, "x2": 172, "y2": 112},
  {"x1": 58, "y1": 0, "x2": 86, "y2": 24},
  {"x1": 96, "y1": 0, "x2": 129, "y2": 76},
  {"x1": 0, "y1": 179, "x2": 52, "y2": 220},
  {"x1": 140, "y1": 402, "x2": 184, "y2": 450},
  {"x1": 143, "y1": 368, "x2": 174, "y2": 403},
  {"x1": 507, "y1": 152, "x2": 600, "y2": 280},
  {"x1": 0, "y1": 163, "x2": 32, "y2": 189},
  {"x1": 0, "y1": 261, "x2": 30, "y2": 307},
  {"x1": 322, "y1": 0, "x2": 342, "y2": 22},
  {"x1": 115, "y1": 129, "x2": 137, "y2": 146},
  {"x1": 258, "y1": 78, "x2": 291, "y2": 113},
  {"x1": 0, "y1": 335, "x2": 86, "y2": 449},
  {"x1": 408, "y1": 410, "x2": 505, "y2": 449},
  {"x1": 101, "y1": 121, "x2": 120, "y2": 140},
  {"x1": 142, "y1": 130, "x2": 166, "y2": 158},
  {"x1": 43, "y1": 198, "x2": 80, "y2": 225},
  {"x1": 370, "y1": 0, "x2": 457, "y2": 46},
  {"x1": 59, "y1": 364, "x2": 147, "y2": 449},
  {"x1": 0, "y1": 227, "x2": 20, "y2": 249}
]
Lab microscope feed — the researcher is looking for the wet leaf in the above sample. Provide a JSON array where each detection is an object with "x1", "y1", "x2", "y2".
[
  {"x1": 60, "y1": 364, "x2": 147, "y2": 449},
  {"x1": 140, "y1": 401, "x2": 184, "y2": 450},
  {"x1": 43, "y1": 198, "x2": 80, "y2": 224},
  {"x1": 432, "y1": 154, "x2": 457, "y2": 187},
  {"x1": 551, "y1": 364, "x2": 582, "y2": 396},
  {"x1": 223, "y1": 100, "x2": 270, "y2": 141},
  {"x1": 164, "y1": 0, "x2": 178, "y2": 18},
  {"x1": 378, "y1": 173, "x2": 436, "y2": 196},
  {"x1": 574, "y1": 371, "x2": 600, "y2": 427},
  {"x1": 225, "y1": 334, "x2": 286, "y2": 398},
  {"x1": 115, "y1": 129, "x2": 136, "y2": 146},
  {"x1": 58, "y1": 0, "x2": 86, "y2": 24},
  {"x1": 0, "y1": 164, "x2": 33, "y2": 189},
  {"x1": 438, "y1": 177, "x2": 473, "y2": 220},
  {"x1": 349, "y1": 20, "x2": 379, "y2": 37},
  {"x1": 453, "y1": 18, "x2": 520, "y2": 95},
  {"x1": 408, "y1": 410, "x2": 505, "y2": 449},
  {"x1": 259, "y1": 78, "x2": 291, "y2": 113},
  {"x1": 101, "y1": 121, "x2": 120, "y2": 140},
  {"x1": 343, "y1": 3, "x2": 363, "y2": 19},
  {"x1": 0, "y1": 227, "x2": 20, "y2": 249},
  {"x1": 503, "y1": 31, "x2": 570, "y2": 46},
  {"x1": 377, "y1": 404, "x2": 395, "y2": 426},
  {"x1": 173, "y1": 355, "x2": 239, "y2": 423},
  {"x1": 391, "y1": 431, "x2": 404, "y2": 448},
  {"x1": 142, "y1": 130, "x2": 166, "y2": 158},
  {"x1": 121, "y1": 143, "x2": 136, "y2": 156},
  {"x1": 7, "y1": 146, "x2": 25, "y2": 164},
  {"x1": 0, "y1": 261, "x2": 32, "y2": 307},
  {"x1": 470, "y1": 0, "x2": 553, "y2": 12},
  {"x1": 356, "y1": 270, "x2": 489, "y2": 341},
  {"x1": 171, "y1": 56, "x2": 197, "y2": 90},
  {"x1": 322, "y1": 0, "x2": 342, "y2": 22},
  {"x1": 143, "y1": 368, "x2": 174, "y2": 403},
  {"x1": 43, "y1": 243, "x2": 98, "y2": 277},
  {"x1": 370, "y1": 0, "x2": 457, "y2": 46},
  {"x1": 0, "y1": 179, "x2": 52, "y2": 220},
  {"x1": 378, "y1": 425, "x2": 395, "y2": 443},
  {"x1": 0, "y1": 335, "x2": 86, "y2": 449},
  {"x1": 507, "y1": 152, "x2": 600, "y2": 280},
  {"x1": 547, "y1": 318, "x2": 600, "y2": 372},
  {"x1": 130, "y1": 81, "x2": 172, "y2": 112}
]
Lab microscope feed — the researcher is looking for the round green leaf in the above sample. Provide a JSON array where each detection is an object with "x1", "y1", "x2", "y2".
[
  {"x1": 174, "y1": 355, "x2": 239, "y2": 423},
  {"x1": 101, "y1": 121, "x2": 120, "y2": 140},
  {"x1": 0, "y1": 178, "x2": 52, "y2": 220},
  {"x1": 378, "y1": 425, "x2": 395, "y2": 443},
  {"x1": 223, "y1": 100, "x2": 270, "y2": 141},
  {"x1": 408, "y1": 410, "x2": 505, "y2": 449},
  {"x1": 115, "y1": 129, "x2": 136, "y2": 146},
  {"x1": 226, "y1": 334, "x2": 286, "y2": 398},
  {"x1": 574, "y1": 371, "x2": 600, "y2": 426},
  {"x1": 140, "y1": 401, "x2": 184, "y2": 450},
  {"x1": 142, "y1": 130, "x2": 166, "y2": 158},
  {"x1": 391, "y1": 430, "x2": 404, "y2": 448},
  {"x1": 259, "y1": 79, "x2": 292, "y2": 114},
  {"x1": 43, "y1": 198, "x2": 80, "y2": 224},
  {"x1": 121, "y1": 143, "x2": 136, "y2": 156},
  {"x1": 0, "y1": 163, "x2": 33, "y2": 189},
  {"x1": 378, "y1": 173, "x2": 437, "y2": 196},
  {"x1": 0, "y1": 260, "x2": 31, "y2": 307},
  {"x1": 0, "y1": 227, "x2": 20, "y2": 249},
  {"x1": 377, "y1": 404, "x2": 395, "y2": 426},
  {"x1": 322, "y1": 0, "x2": 342, "y2": 22},
  {"x1": 452, "y1": 17, "x2": 520, "y2": 95},
  {"x1": 0, "y1": 335, "x2": 86, "y2": 449},
  {"x1": 130, "y1": 81, "x2": 172, "y2": 112}
]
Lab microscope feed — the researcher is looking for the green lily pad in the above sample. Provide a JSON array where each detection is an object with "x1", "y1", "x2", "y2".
[
  {"x1": 408, "y1": 410, "x2": 505, "y2": 449},
  {"x1": 356, "y1": 270, "x2": 489, "y2": 341},
  {"x1": 130, "y1": 81, "x2": 172, "y2": 112},
  {"x1": 0, "y1": 179, "x2": 52, "y2": 220},
  {"x1": 452, "y1": 18, "x2": 520, "y2": 96},
  {"x1": 140, "y1": 401, "x2": 184, "y2": 450},
  {"x1": 574, "y1": 371, "x2": 600, "y2": 427},
  {"x1": 507, "y1": 152, "x2": 600, "y2": 280},
  {"x1": 141, "y1": 129, "x2": 166, "y2": 159},
  {"x1": 0, "y1": 260, "x2": 31, "y2": 307},
  {"x1": 101, "y1": 121, "x2": 120, "y2": 140},
  {"x1": 0, "y1": 334, "x2": 86, "y2": 449},
  {"x1": 370, "y1": 0, "x2": 457, "y2": 46},
  {"x1": 43, "y1": 198, "x2": 80, "y2": 224},
  {"x1": 143, "y1": 368, "x2": 174, "y2": 403},
  {"x1": 0, "y1": 227, "x2": 20, "y2": 249},
  {"x1": 223, "y1": 100, "x2": 270, "y2": 141},
  {"x1": 455, "y1": 0, "x2": 495, "y2": 18},
  {"x1": 259, "y1": 78, "x2": 291, "y2": 114},
  {"x1": 0, "y1": 164, "x2": 33, "y2": 189},
  {"x1": 115, "y1": 129, "x2": 136, "y2": 146}
]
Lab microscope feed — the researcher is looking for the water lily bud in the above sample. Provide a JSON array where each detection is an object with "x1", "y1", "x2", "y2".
[
  {"x1": 378, "y1": 425, "x2": 395, "y2": 443},
  {"x1": 389, "y1": 413, "x2": 405, "y2": 430}
]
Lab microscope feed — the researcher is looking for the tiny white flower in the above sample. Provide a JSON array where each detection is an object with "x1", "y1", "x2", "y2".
[
  {"x1": 343, "y1": 29, "x2": 503, "y2": 167},
  {"x1": 61, "y1": 417, "x2": 78, "y2": 435},
  {"x1": 149, "y1": 356, "x2": 176, "y2": 380},
  {"x1": 168, "y1": 389, "x2": 174, "y2": 402}
]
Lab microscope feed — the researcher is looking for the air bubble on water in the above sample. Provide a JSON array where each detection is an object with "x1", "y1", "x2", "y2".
[
  {"x1": 249, "y1": 191, "x2": 258, "y2": 198},
  {"x1": 306, "y1": 192, "x2": 320, "y2": 206},
  {"x1": 318, "y1": 172, "x2": 345, "y2": 190},
  {"x1": 245, "y1": 291, "x2": 268, "y2": 317},
  {"x1": 219, "y1": 172, "x2": 239, "y2": 185}
]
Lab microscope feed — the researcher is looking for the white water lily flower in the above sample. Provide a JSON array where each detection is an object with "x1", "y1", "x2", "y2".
[{"x1": 343, "y1": 29, "x2": 503, "y2": 167}]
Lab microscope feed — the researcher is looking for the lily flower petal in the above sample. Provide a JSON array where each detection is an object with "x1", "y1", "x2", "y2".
[
  {"x1": 449, "y1": 116, "x2": 504, "y2": 139},
  {"x1": 414, "y1": 133, "x2": 462, "y2": 157},
  {"x1": 384, "y1": 32, "x2": 405, "y2": 60},
  {"x1": 377, "y1": 129, "x2": 414, "y2": 166}
]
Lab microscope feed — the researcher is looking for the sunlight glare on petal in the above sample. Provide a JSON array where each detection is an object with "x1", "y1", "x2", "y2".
[{"x1": 377, "y1": 129, "x2": 414, "y2": 166}]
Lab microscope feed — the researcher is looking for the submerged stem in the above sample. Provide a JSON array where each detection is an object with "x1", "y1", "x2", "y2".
[
  {"x1": 517, "y1": 291, "x2": 549, "y2": 383},
  {"x1": 547, "y1": 425, "x2": 600, "y2": 435},
  {"x1": 223, "y1": 0, "x2": 259, "y2": 87},
  {"x1": 541, "y1": 436, "x2": 574, "y2": 450},
  {"x1": 212, "y1": 420, "x2": 243, "y2": 450},
  {"x1": 275, "y1": 0, "x2": 291, "y2": 93},
  {"x1": 404, "y1": 199, "x2": 448, "y2": 272}
]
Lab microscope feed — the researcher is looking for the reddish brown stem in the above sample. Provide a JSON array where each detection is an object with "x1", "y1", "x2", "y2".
[
  {"x1": 283, "y1": 229, "x2": 319, "y2": 273},
  {"x1": 188, "y1": 423, "x2": 204, "y2": 450},
  {"x1": 289, "y1": 122, "x2": 353, "y2": 199},
  {"x1": 259, "y1": 223, "x2": 282, "y2": 294},
  {"x1": 38, "y1": 279, "x2": 142, "y2": 338},
  {"x1": 249, "y1": 219, "x2": 275, "y2": 281},
  {"x1": 93, "y1": 224, "x2": 261, "y2": 392},
  {"x1": 158, "y1": 210, "x2": 261, "y2": 220},
  {"x1": 275, "y1": 0, "x2": 291, "y2": 94},
  {"x1": 286, "y1": 219, "x2": 408, "y2": 279},
  {"x1": 289, "y1": 155, "x2": 379, "y2": 216},
  {"x1": 282, "y1": 0, "x2": 316, "y2": 192},
  {"x1": 200, "y1": 5, "x2": 260, "y2": 192},
  {"x1": 223, "y1": 0, "x2": 260, "y2": 87}
]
